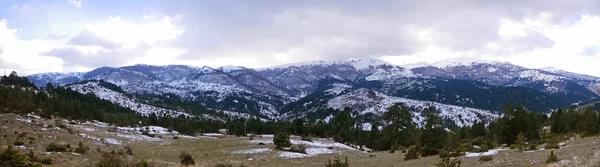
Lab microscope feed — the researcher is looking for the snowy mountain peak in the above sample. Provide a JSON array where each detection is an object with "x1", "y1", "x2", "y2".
[
  {"x1": 518, "y1": 70, "x2": 565, "y2": 82},
  {"x1": 341, "y1": 57, "x2": 391, "y2": 70},
  {"x1": 432, "y1": 57, "x2": 502, "y2": 68},
  {"x1": 265, "y1": 57, "x2": 390, "y2": 70},
  {"x1": 539, "y1": 67, "x2": 563, "y2": 73},
  {"x1": 402, "y1": 62, "x2": 434, "y2": 69}
]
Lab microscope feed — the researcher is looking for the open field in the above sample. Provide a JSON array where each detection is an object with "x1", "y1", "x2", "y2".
[{"x1": 1, "y1": 113, "x2": 600, "y2": 167}]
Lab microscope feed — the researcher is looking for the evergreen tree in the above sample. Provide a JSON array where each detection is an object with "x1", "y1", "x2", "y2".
[
  {"x1": 367, "y1": 124, "x2": 379, "y2": 149},
  {"x1": 377, "y1": 103, "x2": 416, "y2": 150},
  {"x1": 332, "y1": 108, "x2": 354, "y2": 143},
  {"x1": 419, "y1": 106, "x2": 447, "y2": 156},
  {"x1": 549, "y1": 109, "x2": 564, "y2": 133},
  {"x1": 274, "y1": 131, "x2": 291, "y2": 149}
]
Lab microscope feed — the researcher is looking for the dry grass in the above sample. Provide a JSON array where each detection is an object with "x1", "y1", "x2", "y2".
[{"x1": 2, "y1": 113, "x2": 600, "y2": 167}]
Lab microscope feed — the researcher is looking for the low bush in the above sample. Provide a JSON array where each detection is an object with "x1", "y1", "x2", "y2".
[
  {"x1": 180, "y1": 152, "x2": 195, "y2": 166},
  {"x1": 301, "y1": 135, "x2": 313, "y2": 142},
  {"x1": 0, "y1": 146, "x2": 46, "y2": 167},
  {"x1": 125, "y1": 146, "x2": 134, "y2": 155},
  {"x1": 325, "y1": 156, "x2": 349, "y2": 167},
  {"x1": 74, "y1": 142, "x2": 90, "y2": 154},
  {"x1": 404, "y1": 145, "x2": 420, "y2": 161},
  {"x1": 436, "y1": 157, "x2": 462, "y2": 167},
  {"x1": 96, "y1": 152, "x2": 124, "y2": 167},
  {"x1": 134, "y1": 160, "x2": 151, "y2": 167},
  {"x1": 290, "y1": 144, "x2": 307, "y2": 154},
  {"x1": 545, "y1": 139, "x2": 560, "y2": 150},
  {"x1": 478, "y1": 155, "x2": 493, "y2": 162},
  {"x1": 546, "y1": 150, "x2": 559, "y2": 164},
  {"x1": 14, "y1": 140, "x2": 25, "y2": 146},
  {"x1": 45, "y1": 143, "x2": 71, "y2": 152}
]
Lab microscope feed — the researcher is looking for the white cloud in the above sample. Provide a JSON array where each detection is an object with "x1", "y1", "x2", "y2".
[
  {"x1": 83, "y1": 16, "x2": 183, "y2": 49},
  {"x1": 0, "y1": 19, "x2": 64, "y2": 75},
  {"x1": 68, "y1": 0, "x2": 82, "y2": 8}
]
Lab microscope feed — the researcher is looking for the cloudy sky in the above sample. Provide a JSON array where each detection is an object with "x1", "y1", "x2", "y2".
[{"x1": 1, "y1": 0, "x2": 600, "y2": 76}]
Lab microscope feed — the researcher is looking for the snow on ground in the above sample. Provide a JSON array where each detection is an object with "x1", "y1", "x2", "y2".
[
  {"x1": 278, "y1": 151, "x2": 312, "y2": 159},
  {"x1": 116, "y1": 134, "x2": 162, "y2": 142},
  {"x1": 104, "y1": 138, "x2": 122, "y2": 145},
  {"x1": 16, "y1": 118, "x2": 32, "y2": 123},
  {"x1": 232, "y1": 148, "x2": 272, "y2": 154},
  {"x1": 248, "y1": 136, "x2": 356, "y2": 151},
  {"x1": 464, "y1": 148, "x2": 508, "y2": 157},
  {"x1": 325, "y1": 88, "x2": 501, "y2": 127},
  {"x1": 68, "y1": 82, "x2": 191, "y2": 117},
  {"x1": 203, "y1": 133, "x2": 225, "y2": 137}
]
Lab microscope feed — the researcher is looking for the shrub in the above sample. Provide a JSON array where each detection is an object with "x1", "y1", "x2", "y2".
[
  {"x1": 436, "y1": 157, "x2": 462, "y2": 167},
  {"x1": 180, "y1": 152, "x2": 195, "y2": 166},
  {"x1": 546, "y1": 150, "x2": 559, "y2": 164},
  {"x1": 389, "y1": 150, "x2": 396, "y2": 153},
  {"x1": 46, "y1": 143, "x2": 70, "y2": 152},
  {"x1": 173, "y1": 136, "x2": 179, "y2": 140},
  {"x1": 125, "y1": 146, "x2": 134, "y2": 155},
  {"x1": 14, "y1": 141, "x2": 25, "y2": 146},
  {"x1": 390, "y1": 144, "x2": 401, "y2": 151},
  {"x1": 273, "y1": 131, "x2": 291, "y2": 149},
  {"x1": 38, "y1": 157, "x2": 53, "y2": 165},
  {"x1": 404, "y1": 145, "x2": 420, "y2": 161},
  {"x1": 74, "y1": 142, "x2": 90, "y2": 154},
  {"x1": 290, "y1": 144, "x2": 307, "y2": 154},
  {"x1": 479, "y1": 155, "x2": 493, "y2": 162},
  {"x1": 0, "y1": 146, "x2": 44, "y2": 167},
  {"x1": 545, "y1": 139, "x2": 560, "y2": 150},
  {"x1": 96, "y1": 152, "x2": 124, "y2": 167},
  {"x1": 325, "y1": 156, "x2": 349, "y2": 167},
  {"x1": 301, "y1": 135, "x2": 313, "y2": 142},
  {"x1": 135, "y1": 160, "x2": 151, "y2": 167}
]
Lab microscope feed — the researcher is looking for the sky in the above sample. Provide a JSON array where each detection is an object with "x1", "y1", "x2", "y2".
[{"x1": 1, "y1": 0, "x2": 600, "y2": 77}]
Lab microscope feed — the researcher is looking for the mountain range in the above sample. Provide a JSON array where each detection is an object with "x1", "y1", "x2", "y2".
[{"x1": 26, "y1": 57, "x2": 600, "y2": 127}]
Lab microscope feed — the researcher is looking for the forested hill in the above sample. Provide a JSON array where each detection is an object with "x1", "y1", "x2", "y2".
[{"x1": 0, "y1": 73, "x2": 224, "y2": 134}]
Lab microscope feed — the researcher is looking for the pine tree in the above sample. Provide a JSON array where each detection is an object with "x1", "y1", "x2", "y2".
[
  {"x1": 419, "y1": 106, "x2": 447, "y2": 156},
  {"x1": 377, "y1": 103, "x2": 416, "y2": 150},
  {"x1": 367, "y1": 124, "x2": 379, "y2": 149},
  {"x1": 274, "y1": 131, "x2": 291, "y2": 149},
  {"x1": 549, "y1": 109, "x2": 564, "y2": 133},
  {"x1": 333, "y1": 108, "x2": 354, "y2": 143},
  {"x1": 515, "y1": 132, "x2": 526, "y2": 152}
]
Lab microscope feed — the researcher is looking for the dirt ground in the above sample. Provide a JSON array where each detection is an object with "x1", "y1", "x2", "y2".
[{"x1": 1, "y1": 113, "x2": 599, "y2": 167}]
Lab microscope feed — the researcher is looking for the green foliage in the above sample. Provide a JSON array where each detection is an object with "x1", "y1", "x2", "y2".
[
  {"x1": 420, "y1": 107, "x2": 447, "y2": 156},
  {"x1": 179, "y1": 152, "x2": 195, "y2": 166},
  {"x1": 0, "y1": 146, "x2": 46, "y2": 167},
  {"x1": 96, "y1": 152, "x2": 124, "y2": 167},
  {"x1": 273, "y1": 131, "x2": 292, "y2": 149},
  {"x1": 74, "y1": 142, "x2": 90, "y2": 154},
  {"x1": 134, "y1": 160, "x2": 151, "y2": 167},
  {"x1": 45, "y1": 142, "x2": 71, "y2": 152},
  {"x1": 545, "y1": 137, "x2": 560, "y2": 150},
  {"x1": 14, "y1": 141, "x2": 25, "y2": 146},
  {"x1": 404, "y1": 145, "x2": 420, "y2": 161},
  {"x1": 545, "y1": 150, "x2": 559, "y2": 164},
  {"x1": 478, "y1": 155, "x2": 493, "y2": 162},
  {"x1": 436, "y1": 157, "x2": 461, "y2": 167},
  {"x1": 38, "y1": 157, "x2": 53, "y2": 165},
  {"x1": 325, "y1": 156, "x2": 349, "y2": 167},
  {"x1": 515, "y1": 132, "x2": 526, "y2": 152},
  {"x1": 375, "y1": 103, "x2": 417, "y2": 150}
]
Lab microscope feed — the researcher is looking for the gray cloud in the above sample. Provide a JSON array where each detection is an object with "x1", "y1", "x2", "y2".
[
  {"x1": 148, "y1": 0, "x2": 600, "y2": 64},
  {"x1": 42, "y1": 45, "x2": 148, "y2": 69},
  {"x1": 68, "y1": 30, "x2": 120, "y2": 49}
]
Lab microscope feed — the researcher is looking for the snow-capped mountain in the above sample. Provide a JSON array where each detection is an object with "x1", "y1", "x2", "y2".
[
  {"x1": 283, "y1": 82, "x2": 501, "y2": 127},
  {"x1": 26, "y1": 57, "x2": 597, "y2": 125},
  {"x1": 409, "y1": 57, "x2": 600, "y2": 100}
]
